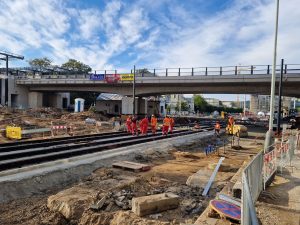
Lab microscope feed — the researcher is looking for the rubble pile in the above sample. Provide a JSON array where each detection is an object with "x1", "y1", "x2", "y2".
[{"x1": 0, "y1": 107, "x2": 113, "y2": 142}]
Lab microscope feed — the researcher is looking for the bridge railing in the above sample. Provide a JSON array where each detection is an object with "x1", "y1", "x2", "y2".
[{"x1": 14, "y1": 64, "x2": 300, "y2": 80}]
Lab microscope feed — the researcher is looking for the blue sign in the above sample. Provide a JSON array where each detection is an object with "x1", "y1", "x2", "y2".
[{"x1": 90, "y1": 74, "x2": 105, "y2": 80}]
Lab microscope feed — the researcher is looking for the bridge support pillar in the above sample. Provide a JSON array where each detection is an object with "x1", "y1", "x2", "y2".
[
  {"x1": 250, "y1": 95, "x2": 259, "y2": 114},
  {"x1": 28, "y1": 92, "x2": 43, "y2": 108},
  {"x1": 0, "y1": 78, "x2": 6, "y2": 106},
  {"x1": 43, "y1": 93, "x2": 70, "y2": 109}
]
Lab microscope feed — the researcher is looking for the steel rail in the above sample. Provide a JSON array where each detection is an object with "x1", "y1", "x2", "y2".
[
  {"x1": 0, "y1": 128, "x2": 213, "y2": 171},
  {"x1": 0, "y1": 130, "x2": 189, "y2": 160}
]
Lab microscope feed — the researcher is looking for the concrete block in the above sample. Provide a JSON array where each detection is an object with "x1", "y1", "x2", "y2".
[
  {"x1": 186, "y1": 170, "x2": 211, "y2": 188},
  {"x1": 132, "y1": 193, "x2": 179, "y2": 216}
]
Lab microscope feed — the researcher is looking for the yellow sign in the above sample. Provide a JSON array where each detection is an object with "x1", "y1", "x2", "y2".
[
  {"x1": 6, "y1": 126, "x2": 22, "y2": 139},
  {"x1": 120, "y1": 74, "x2": 134, "y2": 81}
]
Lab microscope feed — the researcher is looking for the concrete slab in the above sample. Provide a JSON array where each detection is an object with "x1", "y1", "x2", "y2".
[
  {"x1": 112, "y1": 161, "x2": 151, "y2": 172},
  {"x1": 132, "y1": 193, "x2": 179, "y2": 216},
  {"x1": 186, "y1": 169, "x2": 211, "y2": 189}
]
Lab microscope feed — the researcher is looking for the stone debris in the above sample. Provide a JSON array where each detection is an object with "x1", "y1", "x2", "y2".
[
  {"x1": 149, "y1": 213, "x2": 162, "y2": 219},
  {"x1": 132, "y1": 193, "x2": 180, "y2": 216},
  {"x1": 47, "y1": 187, "x2": 96, "y2": 221},
  {"x1": 89, "y1": 195, "x2": 107, "y2": 210}
]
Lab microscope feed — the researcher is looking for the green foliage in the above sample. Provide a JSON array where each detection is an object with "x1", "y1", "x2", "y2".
[
  {"x1": 166, "y1": 105, "x2": 171, "y2": 114},
  {"x1": 174, "y1": 101, "x2": 189, "y2": 112},
  {"x1": 89, "y1": 106, "x2": 96, "y2": 112},
  {"x1": 62, "y1": 59, "x2": 92, "y2": 73},
  {"x1": 136, "y1": 68, "x2": 152, "y2": 76},
  {"x1": 194, "y1": 95, "x2": 242, "y2": 113},
  {"x1": 28, "y1": 57, "x2": 52, "y2": 69},
  {"x1": 194, "y1": 95, "x2": 208, "y2": 112},
  {"x1": 70, "y1": 92, "x2": 99, "y2": 107}
]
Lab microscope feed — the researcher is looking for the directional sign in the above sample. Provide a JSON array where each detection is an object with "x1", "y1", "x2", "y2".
[
  {"x1": 120, "y1": 74, "x2": 134, "y2": 81},
  {"x1": 90, "y1": 74, "x2": 105, "y2": 80},
  {"x1": 210, "y1": 199, "x2": 241, "y2": 221}
]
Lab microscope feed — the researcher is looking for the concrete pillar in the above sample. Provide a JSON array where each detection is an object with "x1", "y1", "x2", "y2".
[
  {"x1": 1, "y1": 79, "x2": 5, "y2": 106},
  {"x1": 250, "y1": 95, "x2": 259, "y2": 114},
  {"x1": 28, "y1": 92, "x2": 43, "y2": 108},
  {"x1": 144, "y1": 98, "x2": 148, "y2": 115}
]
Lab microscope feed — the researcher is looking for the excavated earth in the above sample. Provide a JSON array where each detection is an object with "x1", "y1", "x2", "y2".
[{"x1": 0, "y1": 132, "x2": 265, "y2": 225}]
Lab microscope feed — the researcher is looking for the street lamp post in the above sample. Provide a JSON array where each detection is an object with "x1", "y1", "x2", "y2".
[
  {"x1": 264, "y1": 0, "x2": 280, "y2": 153},
  {"x1": 133, "y1": 65, "x2": 136, "y2": 115}
]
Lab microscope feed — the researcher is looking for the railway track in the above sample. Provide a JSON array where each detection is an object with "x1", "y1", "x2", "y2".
[{"x1": 0, "y1": 127, "x2": 214, "y2": 172}]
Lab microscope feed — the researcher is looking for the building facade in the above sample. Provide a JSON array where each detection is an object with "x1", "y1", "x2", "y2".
[{"x1": 250, "y1": 94, "x2": 292, "y2": 115}]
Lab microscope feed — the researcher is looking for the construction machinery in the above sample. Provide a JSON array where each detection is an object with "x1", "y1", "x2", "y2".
[{"x1": 226, "y1": 124, "x2": 248, "y2": 137}]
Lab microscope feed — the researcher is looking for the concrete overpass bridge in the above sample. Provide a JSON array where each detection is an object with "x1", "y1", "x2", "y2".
[
  {"x1": 16, "y1": 64, "x2": 300, "y2": 96},
  {"x1": 4, "y1": 64, "x2": 300, "y2": 108}
]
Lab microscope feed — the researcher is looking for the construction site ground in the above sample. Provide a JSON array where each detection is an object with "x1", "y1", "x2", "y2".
[
  {"x1": 256, "y1": 152, "x2": 300, "y2": 225},
  {"x1": 0, "y1": 110, "x2": 298, "y2": 225},
  {"x1": 0, "y1": 126, "x2": 267, "y2": 225}
]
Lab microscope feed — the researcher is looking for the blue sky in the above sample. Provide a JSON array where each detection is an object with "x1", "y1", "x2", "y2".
[{"x1": 0, "y1": 0, "x2": 299, "y2": 100}]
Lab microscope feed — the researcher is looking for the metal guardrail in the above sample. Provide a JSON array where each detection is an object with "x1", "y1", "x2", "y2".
[
  {"x1": 241, "y1": 150, "x2": 263, "y2": 225},
  {"x1": 13, "y1": 64, "x2": 300, "y2": 80}
]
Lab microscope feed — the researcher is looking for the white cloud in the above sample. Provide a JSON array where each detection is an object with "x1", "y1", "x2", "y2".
[
  {"x1": 0, "y1": 0, "x2": 298, "y2": 73},
  {"x1": 142, "y1": 0, "x2": 300, "y2": 68},
  {"x1": 77, "y1": 9, "x2": 102, "y2": 40},
  {"x1": 0, "y1": 0, "x2": 151, "y2": 69}
]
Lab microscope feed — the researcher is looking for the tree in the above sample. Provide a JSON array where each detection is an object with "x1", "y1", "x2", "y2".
[
  {"x1": 62, "y1": 59, "x2": 92, "y2": 73},
  {"x1": 136, "y1": 68, "x2": 152, "y2": 76},
  {"x1": 70, "y1": 92, "x2": 100, "y2": 108},
  {"x1": 166, "y1": 105, "x2": 171, "y2": 114},
  {"x1": 175, "y1": 101, "x2": 189, "y2": 112},
  {"x1": 194, "y1": 95, "x2": 208, "y2": 112},
  {"x1": 28, "y1": 57, "x2": 52, "y2": 70}
]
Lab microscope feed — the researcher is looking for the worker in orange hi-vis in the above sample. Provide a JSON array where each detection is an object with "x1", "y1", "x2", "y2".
[
  {"x1": 131, "y1": 116, "x2": 138, "y2": 136},
  {"x1": 162, "y1": 116, "x2": 170, "y2": 135},
  {"x1": 228, "y1": 116, "x2": 234, "y2": 134},
  {"x1": 215, "y1": 121, "x2": 221, "y2": 135},
  {"x1": 126, "y1": 115, "x2": 132, "y2": 133},
  {"x1": 151, "y1": 114, "x2": 157, "y2": 134},
  {"x1": 169, "y1": 117, "x2": 175, "y2": 134},
  {"x1": 140, "y1": 116, "x2": 149, "y2": 135}
]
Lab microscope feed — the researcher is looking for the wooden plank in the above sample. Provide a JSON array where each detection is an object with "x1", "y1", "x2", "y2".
[
  {"x1": 112, "y1": 161, "x2": 151, "y2": 172},
  {"x1": 202, "y1": 157, "x2": 225, "y2": 196}
]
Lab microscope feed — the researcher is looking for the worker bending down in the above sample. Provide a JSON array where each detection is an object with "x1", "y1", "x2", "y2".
[
  {"x1": 131, "y1": 116, "x2": 138, "y2": 136},
  {"x1": 215, "y1": 121, "x2": 221, "y2": 136},
  {"x1": 169, "y1": 117, "x2": 175, "y2": 134},
  {"x1": 140, "y1": 116, "x2": 149, "y2": 135},
  {"x1": 162, "y1": 116, "x2": 170, "y2": 135},
  {"x1": 151, "y1": 115, "x2": 157, "y2": 134},
  {"x1": 126, "y1": 116, "x2": 132, "y2": 133}
]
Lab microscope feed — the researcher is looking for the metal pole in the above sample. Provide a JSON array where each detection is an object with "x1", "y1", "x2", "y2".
[
  {"x1": 264, "y1": 0, "x2": 280, "y2": 153},
  {"x1": 133, "y1": 65, "x2": 136, "y2": 115},
  {"x1": 277, "y1": 59, "x2": 284, "y2": 135},
  {"x1": 5, "y1": 55, "x2": 8, "y2": 105},
  {"x1": 244, "y1": 94, "x2": 246, "y2": 117}
]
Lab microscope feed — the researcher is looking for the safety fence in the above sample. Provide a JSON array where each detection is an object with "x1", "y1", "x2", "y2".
[
  {"x1": 263, "y1": 130, "x2": 299, "y2": 187},
  {"x1": 241, "y1": 151, "x2": 263, "y2": 225},
  {"x1": 241, "y1": 130, "x2": 299, "y2": 225}
]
